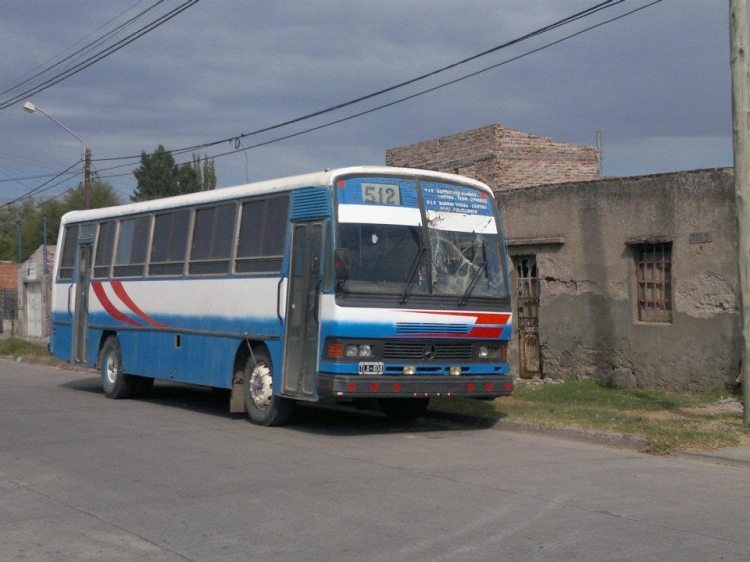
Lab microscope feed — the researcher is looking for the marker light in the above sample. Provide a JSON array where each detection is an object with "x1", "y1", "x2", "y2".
[
  {"x1": 327, "y1": 343, "x2": 344, "y2": 358},
  {"x1": 403, "y1": 366, "x2": 416, "y2": 376},
  {"x1": 449, "y1": 366, "x2": 462, "y2": 376}
]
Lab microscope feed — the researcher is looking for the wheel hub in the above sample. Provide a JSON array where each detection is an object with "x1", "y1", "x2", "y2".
[{"x1": 249, "y1": 363, "x2": 273, "y2": 409}]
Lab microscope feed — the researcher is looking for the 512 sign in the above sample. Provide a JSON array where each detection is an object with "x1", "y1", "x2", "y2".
[{"x1": 361, "y1": 183, "x2": 401, "y2": 205}]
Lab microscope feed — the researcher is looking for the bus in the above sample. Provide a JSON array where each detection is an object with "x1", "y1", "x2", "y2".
[{"x1": 50, "y1": 166, "x2": 513, "y2": 425}]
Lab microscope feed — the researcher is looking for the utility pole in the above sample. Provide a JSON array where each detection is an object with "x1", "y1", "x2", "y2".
[
  {"x1": 84, "y1": 147, "x2": 92, "y2": 210},
  {"x1": 730, "y1": 0, "x2": 750, "y2": 424}
]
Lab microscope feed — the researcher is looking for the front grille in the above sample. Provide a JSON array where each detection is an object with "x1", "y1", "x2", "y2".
[{"x1": 383, "y1": 341, "x2": 473, "y2": 362}]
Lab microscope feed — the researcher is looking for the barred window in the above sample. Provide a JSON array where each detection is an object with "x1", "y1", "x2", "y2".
[{"x1": 636, "y1": 242, "x2": 672, "y2": 323}]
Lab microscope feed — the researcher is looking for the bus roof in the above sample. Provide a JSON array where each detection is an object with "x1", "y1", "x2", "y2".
[{"x1": 59, "y1": 166, "x2": 495, "y2": 225}]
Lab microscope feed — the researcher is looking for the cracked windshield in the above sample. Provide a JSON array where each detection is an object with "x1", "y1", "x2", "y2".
[{"x1": 336, "y1": 176, "x2": 507, "y2": 301}]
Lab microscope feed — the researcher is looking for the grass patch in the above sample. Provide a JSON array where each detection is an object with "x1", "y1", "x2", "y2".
[
  {"x1": 431, "y1": 379, "x2": 749, "y2": 453},
  {"x1": 0, "y1": 337, "x2": 65, "y2": 367}
]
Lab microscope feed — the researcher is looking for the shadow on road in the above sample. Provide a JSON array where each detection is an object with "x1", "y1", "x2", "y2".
[{"x1": 60, "y1": 376, "x2": 504, "y2": 434}]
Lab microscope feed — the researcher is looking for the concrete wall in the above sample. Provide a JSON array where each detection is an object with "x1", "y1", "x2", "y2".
[
  {"x1": 17, "y1": 245, "x2": 55, "y2": 340},
  {"x1": 497, "y1": 168, "x2": 740, "y2": 391},
  {"x1": 386, "y1": 124, "x2": 600, "y2": 191}
]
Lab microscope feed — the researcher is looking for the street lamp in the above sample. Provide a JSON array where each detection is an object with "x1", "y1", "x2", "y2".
[{"x1": 23, "y1": 101, "x2": 91, "y2": 209}]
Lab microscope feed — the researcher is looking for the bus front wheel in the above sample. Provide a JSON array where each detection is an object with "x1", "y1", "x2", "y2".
[
  {"x1": 100, "y1": 336, "x2": 135, "y2": 399},
  {"x1": 243, "y1": 347, "x2": 294, "y2": 426}
]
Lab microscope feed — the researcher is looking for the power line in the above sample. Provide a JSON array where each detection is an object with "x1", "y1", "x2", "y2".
[
  {"x1": 0, "y1": 0, "x2": 164, "y2": 99},
  {"x1": 11, "y1": 0, "x2": 664, "y2": 198},
  {"x1": 95, "y1": 0, "x2": 626, "y2": 163},
  {"x1": 94, "y1": 0, "x2": 664, "y2": 179},
  {"x1": 0, "y1": 160, "x2": 82, "y2": 209},
  {"x1": 0, "y1": 0, "x2": 200, "y2": 111}
]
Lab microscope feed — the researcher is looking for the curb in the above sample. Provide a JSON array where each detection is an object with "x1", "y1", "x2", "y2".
[
  {"x1": 674, "y1": 449, "x2": 750, "y2": 469},
  {"x1": 425, "y1": 408, "x2": 649, "y2": 450}
]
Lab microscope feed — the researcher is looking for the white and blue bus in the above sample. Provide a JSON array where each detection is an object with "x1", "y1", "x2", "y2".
[{"x1": 50, "y1": 167, "x2": 513, "y2": 425}]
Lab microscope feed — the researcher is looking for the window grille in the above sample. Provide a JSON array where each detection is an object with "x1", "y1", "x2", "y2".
[{"x1": 636, "y1": 242, "x2": 672, "y2": 323}]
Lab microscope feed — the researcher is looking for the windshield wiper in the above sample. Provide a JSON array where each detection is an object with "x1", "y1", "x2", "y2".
[
  {"x1": 399, "y1": 246, "x2": 427, "y2": 304},
  {"x1": 457, "y1": 262, "x2": 486, "y2": 306}
]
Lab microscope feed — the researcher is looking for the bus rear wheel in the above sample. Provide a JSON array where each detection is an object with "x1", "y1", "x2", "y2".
[
  {"x1": 243, "y1": 347, "x2": 294, "y2": 426},
  {"x1": 100, "y1": 336, "x2": 135, "y2": 399},
  {"x1": 379, "y1": 397, "x2": 430, "y2": 421}
]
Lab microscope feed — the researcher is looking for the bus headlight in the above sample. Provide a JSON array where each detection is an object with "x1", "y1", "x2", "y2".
[
  {"x1": 474, "y1": 344, "x2": 504, "y2": 361},
  {"x1": 345, "y1": 345, "x2": 359, "y2": 357},
  {"x1": 359, "y1": 345, "x2": 372, "y2": 357}
]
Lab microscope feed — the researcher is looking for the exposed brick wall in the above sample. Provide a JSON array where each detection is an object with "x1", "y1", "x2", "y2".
[
  {"x1": 0, "y1": 262, "x2": 18, "y2": 290},
  {"x1": 386, "y1": 124, "x2": 600, "y2": 191}
]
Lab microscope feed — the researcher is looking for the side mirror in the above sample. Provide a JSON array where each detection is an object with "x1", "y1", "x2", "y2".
[{"x1": 334, "y1": 248, "x2": 350, "y2": 282}]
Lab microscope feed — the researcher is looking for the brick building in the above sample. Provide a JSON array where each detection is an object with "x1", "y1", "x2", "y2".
[
  {"x1": 385, "y1": 124, "x2": 600, "y2": 191},
  {"x1": 0, "y1": 262, "x2": 17, "y2": 290}
]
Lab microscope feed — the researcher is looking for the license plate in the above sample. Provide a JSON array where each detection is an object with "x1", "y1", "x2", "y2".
[{"x1": 358, "y1": 362, "x2": 383, "y2": 375}]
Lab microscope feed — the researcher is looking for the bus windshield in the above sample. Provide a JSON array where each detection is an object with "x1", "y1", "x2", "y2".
[{"x1": 335, "y1": 175, "x2": 508, "y2": 302}]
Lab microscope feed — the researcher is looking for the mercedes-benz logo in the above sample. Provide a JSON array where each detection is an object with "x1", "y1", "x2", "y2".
[{"x1": 422, "y1": 344, "x2": 437, "y2": 360}]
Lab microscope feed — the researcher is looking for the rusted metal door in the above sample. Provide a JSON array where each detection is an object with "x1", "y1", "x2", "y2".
[{"x1": 516, "y1": 257, "x2": 540, "y2": 379}]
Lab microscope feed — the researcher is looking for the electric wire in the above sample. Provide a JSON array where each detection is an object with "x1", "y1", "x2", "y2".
[
  {"x1": 0, "y1": 160, "x2": 82, "y2": 209},
  {"x1": 6, "y1": 0, "x2": 662, "y2": 198},
  {"x1": 0, "y1": 0, "x2": 200, "y2": 111},
  {"x1": 0, "y1": 0, "x2": 164, "y2": 99},
  {"x1": 95, "y1": 0, "x2": 626, "y2": 163},
  {"x1": 93, "y1": 0, "x2": 664, "y2": 179}
]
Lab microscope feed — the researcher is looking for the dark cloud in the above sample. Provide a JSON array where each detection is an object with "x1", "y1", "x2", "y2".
[{"x1": 0, "y1": 0, "x2": 734, "y2": 202}]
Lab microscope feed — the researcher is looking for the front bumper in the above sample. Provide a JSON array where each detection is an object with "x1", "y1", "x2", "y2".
[{"x1": 316, "y1": 373, "x2": 513, "y2": 398}]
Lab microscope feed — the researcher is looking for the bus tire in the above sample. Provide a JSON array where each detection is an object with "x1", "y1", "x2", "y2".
[
  {"x1": 379, "y1": 397, "x2": 430, "y2": 421},
  {"x1": 100, "y1": 336, "x2": 135, "y2": 399},
  {"x1": 243, "y1": 346, "x2": 294, "y2": 426}
]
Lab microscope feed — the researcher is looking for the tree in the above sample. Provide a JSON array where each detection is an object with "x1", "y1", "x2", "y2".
[
  {"x1": 131, "y1": 145, "x2": 217, "y2": 202},
  {"x1": 65, "y1": 180, "x2": 120, "y2": 211},
  {"x1": 0, "y1": 181, "x2": 121, "y2": 262},
  {"x1": 131, "y1": 145, "x2": 178, "y2": 202}
]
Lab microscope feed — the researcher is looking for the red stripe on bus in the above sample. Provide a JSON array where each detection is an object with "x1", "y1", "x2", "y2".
[
  {"x1": 403, "y1": 310, "x2": 511, "y2": 325},
  {"x1": 91, "y1": 282, "x2": 142, "y2": 327},
  {"x1": 111, "y1": 281, "x2": 169, "y2": 328}
]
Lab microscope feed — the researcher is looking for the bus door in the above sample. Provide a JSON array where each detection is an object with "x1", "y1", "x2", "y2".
[
  {"x1": 73, "y1": 232, "x2": 94, "y2": 364},
  {"x1": 282, "y1": 221, "x2": 324, "y2": 399}
]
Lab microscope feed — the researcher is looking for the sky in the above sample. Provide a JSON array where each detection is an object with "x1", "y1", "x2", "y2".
[{"x1": 0, "y1": 0, "x2": 734, "y2": 204}]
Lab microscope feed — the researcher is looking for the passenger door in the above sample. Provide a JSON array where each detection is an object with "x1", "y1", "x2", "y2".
[
  {"x1": 282, "y1": 222, "x2": 324, "y2": 398},
  {"x1": 73, "y1": 242, "x2": 93, "y2": 364}
]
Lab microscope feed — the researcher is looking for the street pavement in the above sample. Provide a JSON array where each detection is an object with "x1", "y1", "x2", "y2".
[{"x1": 2, "y1": 358, "x2": 750, "y2": 562}]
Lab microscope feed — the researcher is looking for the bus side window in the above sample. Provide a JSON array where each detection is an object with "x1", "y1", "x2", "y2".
[
  {"x1": 113, "y1": 216, "x2": 151, "y2": 278},
  {"x1": 189, "y1": 203, "x2": 236, "y2": 275},
  {"x1": 235, "y1": 195, "x2": 290, "y2": 274},
  {"x1": 58, "y1": 224, "x2": 79, "y2": 281},
  {"x1": 93, "y1": 221, "x2": 116, "y2": 278},
  {"x1": 150, "y1": 209, "x2": 190, "y2": 276}
]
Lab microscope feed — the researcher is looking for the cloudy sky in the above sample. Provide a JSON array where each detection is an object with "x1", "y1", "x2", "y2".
[{"x1": 0, "y1": 0, "x2": 733, "y2": 203}]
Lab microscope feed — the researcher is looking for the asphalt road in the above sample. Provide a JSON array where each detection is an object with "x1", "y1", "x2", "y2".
[{"x1": 2, "y1": 359, "x2": 750, "y2": 562}]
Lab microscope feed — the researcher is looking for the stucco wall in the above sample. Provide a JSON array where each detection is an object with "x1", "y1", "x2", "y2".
[{"x1": 497, "y1": 168, "x2": 740, "y2": 391}]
